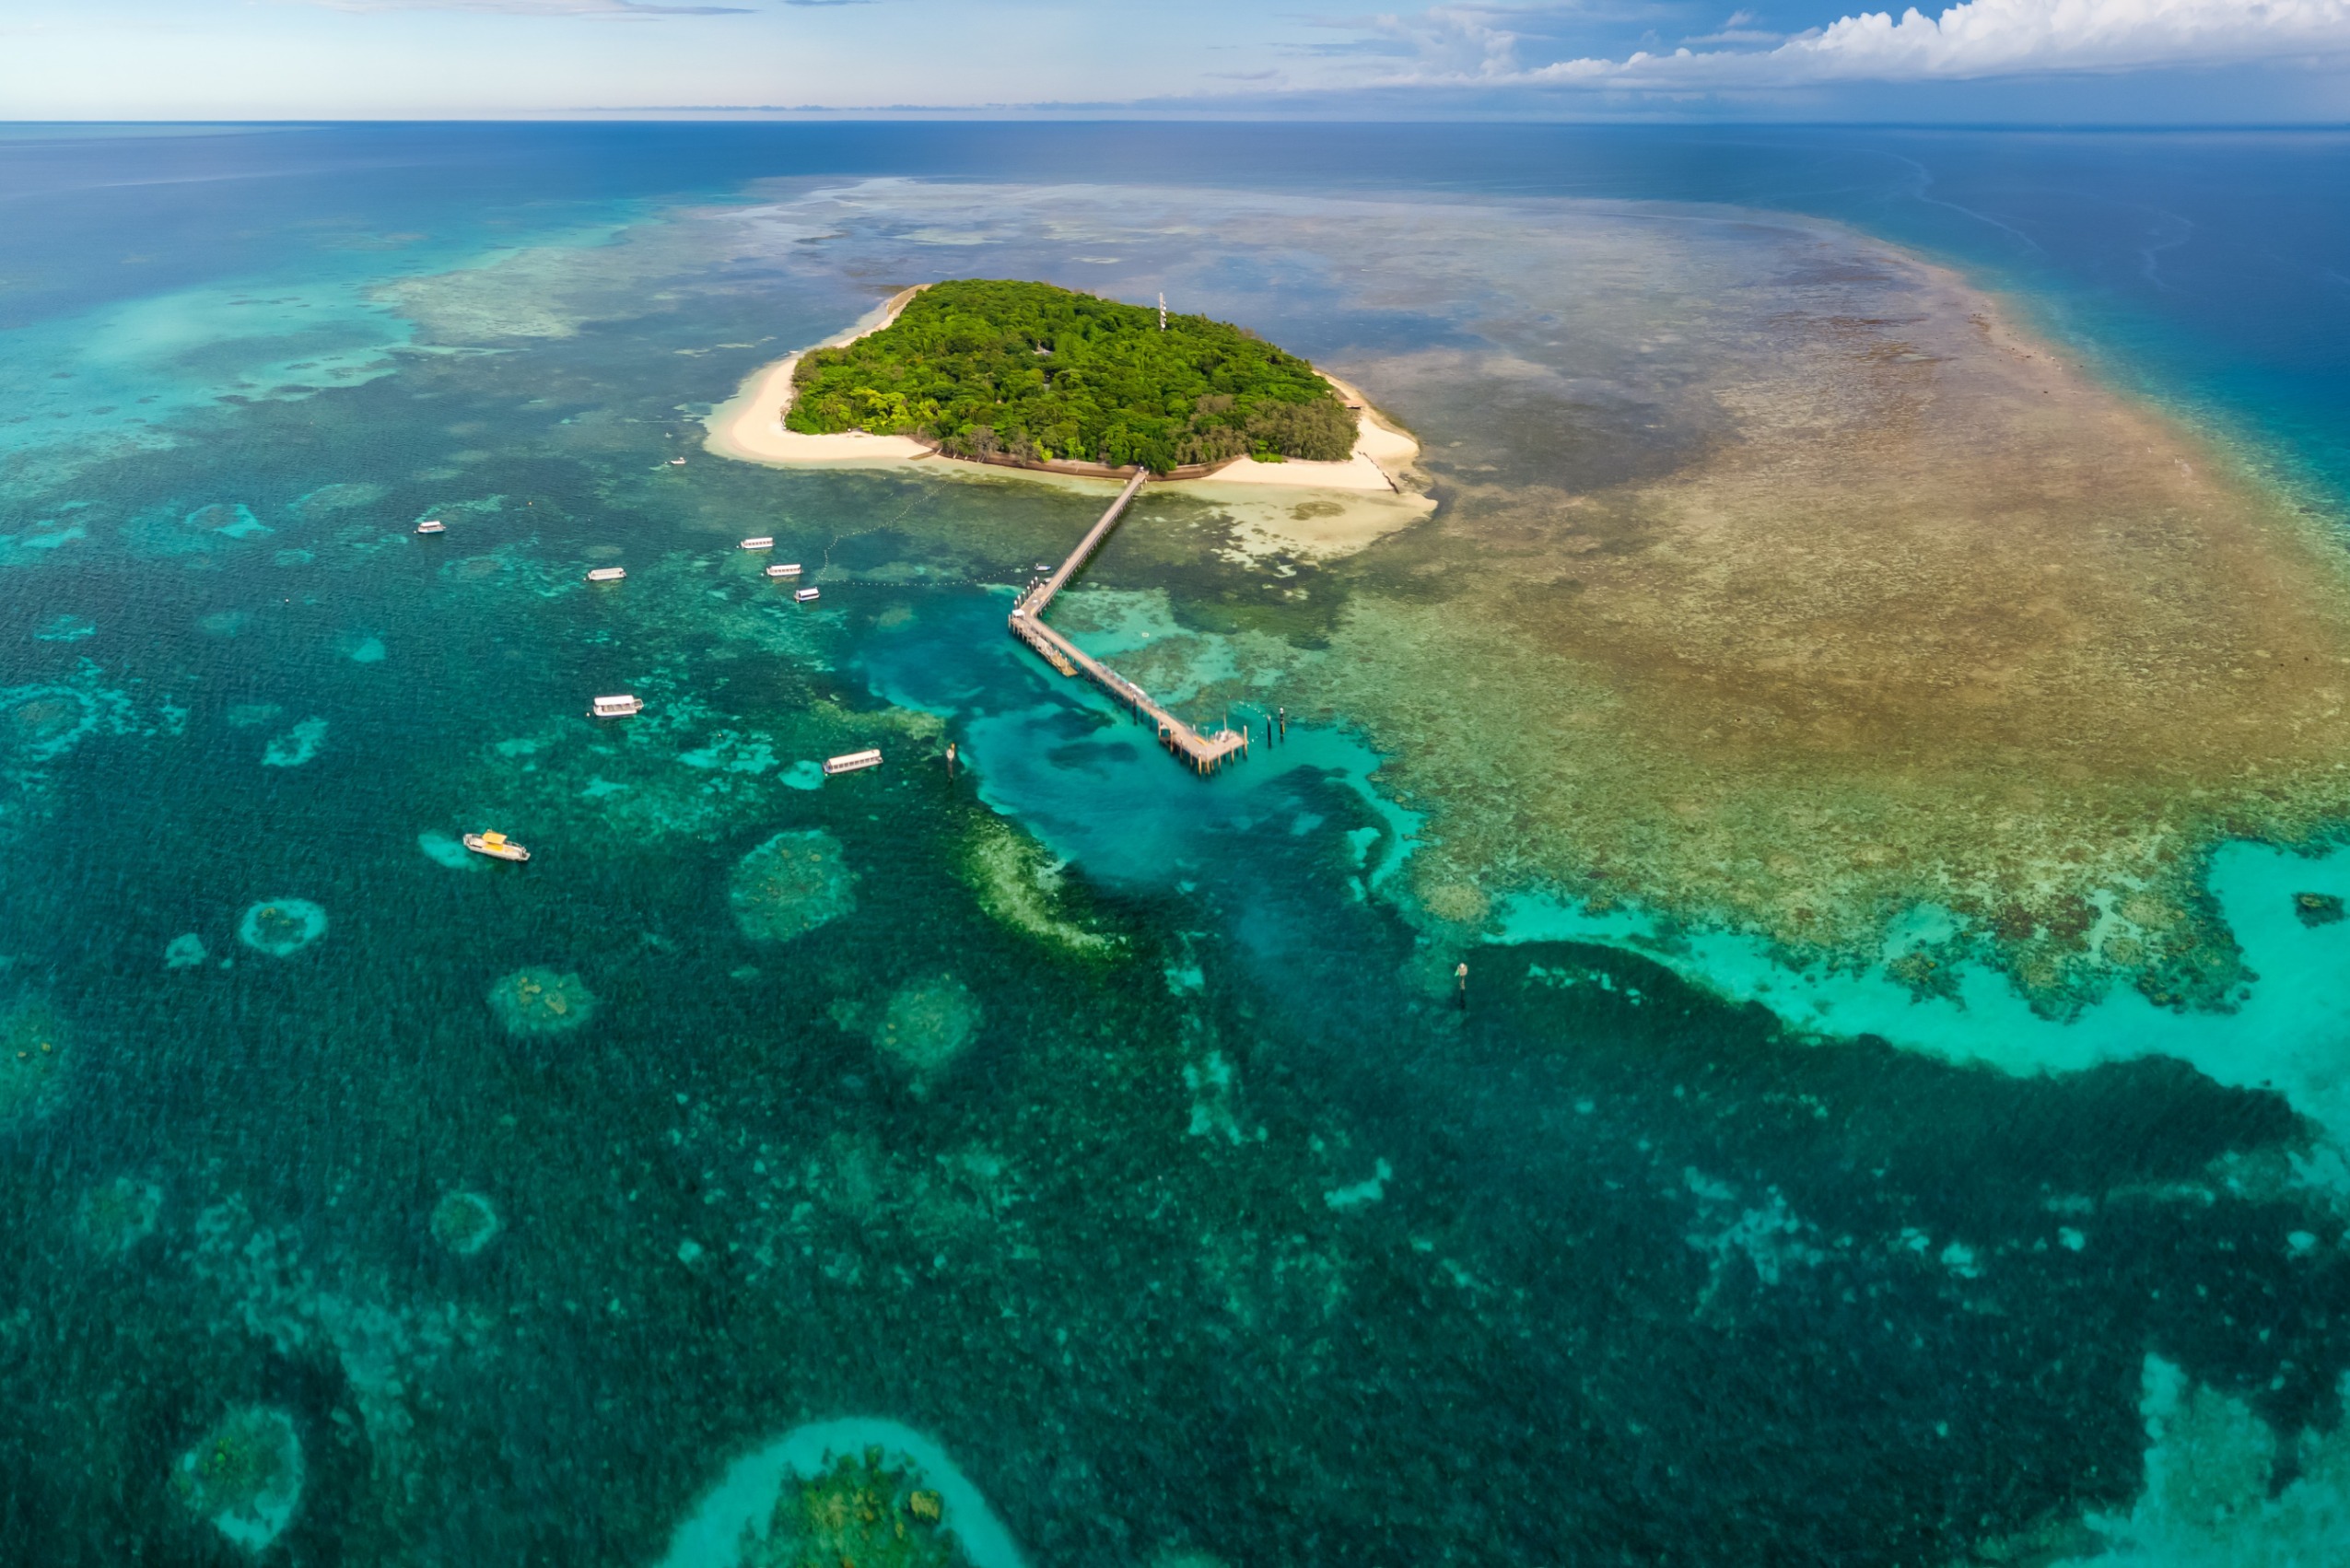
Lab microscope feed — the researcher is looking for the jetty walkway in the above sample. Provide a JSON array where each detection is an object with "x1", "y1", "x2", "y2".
[{"x1": 1009, "y1": 469, "x2": 1250, "y2": 776}]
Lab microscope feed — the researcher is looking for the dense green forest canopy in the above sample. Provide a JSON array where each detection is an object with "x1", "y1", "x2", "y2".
[{"x1": 785, "y1": 279, "x2": 1359, "y2": 474}]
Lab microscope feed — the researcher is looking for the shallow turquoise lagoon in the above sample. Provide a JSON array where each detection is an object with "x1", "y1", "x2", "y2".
[{"x1": 3, "y1": 123, "x2": 2349, "y2": 1566}]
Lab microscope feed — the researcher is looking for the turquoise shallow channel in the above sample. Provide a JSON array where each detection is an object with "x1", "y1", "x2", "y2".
[{"x1": 4, "y1": 123, "x2": 2350, "y2": 1565}]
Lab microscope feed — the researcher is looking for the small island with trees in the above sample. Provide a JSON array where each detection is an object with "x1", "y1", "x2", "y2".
[{"x1": 783, "y1": 279, "x2": 1361, "y2": 476}]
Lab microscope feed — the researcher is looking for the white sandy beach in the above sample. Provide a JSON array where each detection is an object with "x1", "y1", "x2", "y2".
[
  {"x1": 703, "y1": 286, "x2": 935, "y2": 467},
  {"x1": 1192, "y1": 371, "x2": 1421, "y2": 494},
  {"x1": 702, "y1": 295, "x2": 1433, "y2": 555}
]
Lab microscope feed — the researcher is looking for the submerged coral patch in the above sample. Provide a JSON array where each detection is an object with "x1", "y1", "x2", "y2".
[
  {"x1": 165, "y1": 932, "x2": 208, "y2": 968},
  {"x1": 77, "y1": 1175, "x2": 163, "y2": 1254},
  {"x1": 293, "y1": 482, "x2": 387, "y2": 516},
  {"x1": 183, "y1": 503, "x2": 271, "y2": 540},
  {"x1": 429, "y1": 1189, "x2": 501, "y2": 1256},
  {"x1": 238, "y1": 899, "x2": 328, "y2": 957},
  {"x1": 172, "y1": 1405, "x2": 303, "y2": 1553},
  {"x1": 262, "y1": 717, "x2": 327, "y2": 766},
  {"x1": 443, "y1": 555, "x2": 509, "y2": 583},
  {"x1": 417, "y1": 830, "x2": 483, "y2": 871},
  {"x1": 487, "y1": 967, "x2": 596, "y2": 1036},
  {"x1": 873, "y1": 975, "x2": 983, "y2": 1082},
  {"x1": 0, "y1": 521, "x2": 87, "y2": 562},
  {"x1": 0, "y1": 686, "x2": 99, "y2": 763},
  {"x1": 1966, "y1": 1354, "x2": 2350, "y2": 1564},
  {"x1": 0, "y1": 1001, "x2": 69, "y2": 1127},
  {"x1": 730, "y1": 829, "x2": 856, "y2": 942},
  {"x1": 960, "y1": 817, "x2": 1115, "y2": 955},
  {"x1": 2294, "y1": 892, "x2": 2344, "y2": 928}
]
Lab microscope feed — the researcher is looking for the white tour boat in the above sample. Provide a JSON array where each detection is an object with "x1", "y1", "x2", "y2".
[{"x1": 463, "y1": 830, "x2": 530, "y2": 862}]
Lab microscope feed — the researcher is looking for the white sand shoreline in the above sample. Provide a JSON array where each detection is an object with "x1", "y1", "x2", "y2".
[
  {"x1": 701, "y1": 288, "x2": 1433, "y2": 556},
  {"x1": 704, "y1": 285, "x2": 936, "y2": 467}
]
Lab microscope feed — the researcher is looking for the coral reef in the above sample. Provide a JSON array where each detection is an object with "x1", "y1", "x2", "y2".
[
  {"x1": 238, "y1": 899, "x2": 328, "y2": 957},
  {"x1": 960, "y1": 817, "x2": 1115, "y2": 956},
  {"x1": 171, "y1": 1405, "x2": 303, "y2": 1553},
  {"x1": 164, "y1": 932, "x2": 208, "y2": 968},
  {"x1": 1, "y1": 686, "x2": 99, "y2": 764},
  {"x1": 429, "y1": 1190, "x2": 501, "y2": 1256},
  {"x1": 417, "y1": 830, "x2": 484, "y2": 871},
  {"x1": 871, "y1": 975, "x2": 983, "y2": 1088},
  {"x1": 261, "y1": 717, "x2": 328, "y2": 766},
  {"x1": 731, "y1": 829, "x2": 857, "y2": 942},
  {"x1": 182, "y1": 503, "x2": 271, "y2": 541},
  {"x1": 1963, "y1": 1356, "x2": 2350, "y2": 1564},
  {"x1": 486, "y1": 968, "x2": 597, "y2": 1036},
  {"x1": 76, "y1": 1176, "x2": 162, "y2": 1255},
  {"x1": 742, "y1": 1446, "x2": 967, "y2": 1568},
  {"x1": 0, "y1": 1000, "x2": 68, "y2": 1127},
  {"x1": 1276, "y1": 228, "x2": 2350, "y2": 1012},
  {"x1": 2294, "y1": 892, "x2": 2345, "y2": 928}
]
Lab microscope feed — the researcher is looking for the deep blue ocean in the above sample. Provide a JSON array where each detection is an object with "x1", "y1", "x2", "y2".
[{"x1": 3, "y1": 122, "x2": 2348, "y2": 1565}]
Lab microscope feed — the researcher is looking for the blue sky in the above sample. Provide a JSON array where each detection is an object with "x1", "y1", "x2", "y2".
[{"x1": 3, "y1": 1, "x2": 2347, "y2": 121}]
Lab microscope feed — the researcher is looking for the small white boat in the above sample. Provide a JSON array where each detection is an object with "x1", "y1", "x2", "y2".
[
  {"x1": 824, "y1": 748, "x2": 883, "y2": 777},
  {"x1": 794, "y1": 587, "x2": 821, "y2": 603},
  {"x1": 463, "y1": 830, "x2": 530, "y2": 862},
  {"x1": 415, "y1": 520, "x2": 446, "y2": 535},
  {"x1": 764, "y1": 563, "x2": 802, "y2": 579},
  {"x1": 668, "y1": 457, "x2": 688, "y2": 467},
  {"x1": 590, "y1": 694, "x2": 644, "y2": 719},
  {"x1": 739, "y1": 536, "x2": 774, "y2": 551},
  {"x1": 586, "y1": 567, "x2": 626, "y2": 583}
]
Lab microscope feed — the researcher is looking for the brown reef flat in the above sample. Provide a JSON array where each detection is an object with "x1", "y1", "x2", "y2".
[
  {"x1": 1313, "y1": 239, "x2": 2350, "y2": 1010},
  {"x1": 606, "y1": 179, "x2": 2350, "y2": 1011}
]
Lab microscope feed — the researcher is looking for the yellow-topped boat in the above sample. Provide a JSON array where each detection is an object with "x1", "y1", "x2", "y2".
[{"x1": 463, "y1": 830, "x2": 530, "y2": 863}]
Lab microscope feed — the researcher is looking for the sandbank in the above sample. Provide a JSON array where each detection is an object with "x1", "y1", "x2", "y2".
[{"x1": 703, "y1": 297, "x2": 1432, "y2": 556}]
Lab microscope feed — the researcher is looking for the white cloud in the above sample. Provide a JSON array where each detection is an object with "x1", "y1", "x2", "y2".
[{"x1": 1370, "y1": 0, "x2": 2350, "y2": 89}]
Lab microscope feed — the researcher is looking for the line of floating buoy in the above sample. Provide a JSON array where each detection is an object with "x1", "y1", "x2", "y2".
[
  {"x1": 590, "y1": 693, "x2": 643, "y2": 719},
  {"x1": 415, "y1": 519, "x2": 445, "y2": 534},
  {"x1": 586, "y1": 566, "x2": 625, "y2": 583}
]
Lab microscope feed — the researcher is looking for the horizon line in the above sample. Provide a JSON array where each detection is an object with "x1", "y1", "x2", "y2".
[{"x1": 8, "y1": 116, "x2": 2350, "y2": 132}]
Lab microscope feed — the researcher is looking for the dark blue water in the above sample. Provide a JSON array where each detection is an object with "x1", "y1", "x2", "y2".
[
  {"x1": 3, "y1": 122, "x2": 2348, "y2": 1566},
  {"x1": 8, "y1": 123, "x2": 2346, "y2": 496}
]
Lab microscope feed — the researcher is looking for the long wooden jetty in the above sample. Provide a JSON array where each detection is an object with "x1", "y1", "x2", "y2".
[{"x1": 1009, "y1": 469, "x2": 1250, "y2": 776}]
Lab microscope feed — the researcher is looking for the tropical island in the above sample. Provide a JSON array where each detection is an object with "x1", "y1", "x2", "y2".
[
  {"x1": 782, "y1": 279, "x2": 1358, "y2": 475},
  {"x1": 707, "y1": 277, "x2": 1433, "y2": 554}
]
